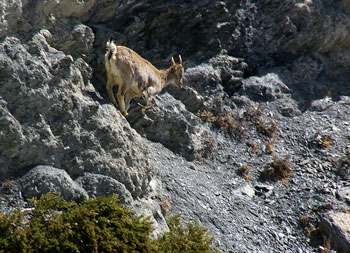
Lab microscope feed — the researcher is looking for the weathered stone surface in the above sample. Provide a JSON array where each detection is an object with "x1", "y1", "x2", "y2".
[
  {"x1": 0, "y1": 33, "x2": 153, "y2": 199},
  {"x1": 76, "y1": 173, "x2": 133, "y2": 204},
  {"x1": 0, "y1": 0, "x2": 117, "y2": 40},
  {"x1": 239, "y1": 73, "x2": 291, "y2": 102},
  {"x1": 2, "y1": 0, "x2": 350, "y2": 252},
  {"x1": 0, "y1": 0, "x2": 23, "y2": 38},
  {"x1": 337, "y1": 187, "x2": 350, "y2": 203},
  {"x1": 321, "y1": 212, "x2": 350, "y2": 252},
  {"x1": 20, "y1": 165, "x2": 88, "y2": 201},
  {"x1": 127, "y1": 93, "x2": 210, "y2": 161}
]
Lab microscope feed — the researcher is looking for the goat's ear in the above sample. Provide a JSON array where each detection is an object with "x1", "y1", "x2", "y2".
[{"x1": 171, "y1": 57, "x2": 176, "y2": 66}]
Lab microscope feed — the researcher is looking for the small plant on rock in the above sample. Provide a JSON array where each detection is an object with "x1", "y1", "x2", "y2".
[
  {"x1": 262, "y1": 155, "x2": 293, "y2": 182},
  {"x1": 245, "y1": 105, "x2": 278, "y2": 139},
  {"x1": 236, "y1": 164, "x2": 253, "y2": 180},
  {"x1": 155, "y1": 213, "x2": 219, "y2": 253},
  {"x1": 198, "y1": 108, "x2": 244, "y2": 138}
]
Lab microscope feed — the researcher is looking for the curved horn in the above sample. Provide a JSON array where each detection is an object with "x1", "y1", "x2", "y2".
[
  {"x1": 171, "y1": 57, "x2": 175, "y2": 66},
  {"x1": 179, "y1": 55, "x2": 182, "y2": 65}
]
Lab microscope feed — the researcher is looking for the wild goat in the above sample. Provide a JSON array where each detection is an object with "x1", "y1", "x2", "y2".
[{"x1": 105, "y1": 39, "x2": 184, "y2": 117}]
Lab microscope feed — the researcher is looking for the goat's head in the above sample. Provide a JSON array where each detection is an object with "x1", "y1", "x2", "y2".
[{"x1": 169, "y1": 55, "x2": 184, "y2": 88}]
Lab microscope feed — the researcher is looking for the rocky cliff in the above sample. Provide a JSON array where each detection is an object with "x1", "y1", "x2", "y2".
[{"x1": 1, "y1": 0, "x2": 350, "y2": 252}]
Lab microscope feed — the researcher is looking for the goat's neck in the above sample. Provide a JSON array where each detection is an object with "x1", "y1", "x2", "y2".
[{"x1": 160, "y1": 67, "x2": 174, "y2": 88}]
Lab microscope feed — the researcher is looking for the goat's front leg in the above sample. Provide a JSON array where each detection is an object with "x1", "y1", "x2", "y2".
[
  {"x1": 141, "y1": 94, "x2": 155, "y2": 113},
  {"x1": 117, "y1": 84, "x2": 128, "y2": 117},
  {"x1": 124, "y1": 91, "x2": 133, "y2": 111},
  {"x1": 106, "y1": 75, "x2": 118, "y2": 108}
]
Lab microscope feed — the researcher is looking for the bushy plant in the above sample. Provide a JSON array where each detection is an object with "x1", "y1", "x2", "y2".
[
  {"x1": 155, "y1": 214, "x2": 219, "y2": 253},
  {"x1": 0, "y1": 193, "x2": 219, "y2": 253},
  {"x1": 199, "y1": 109, "x2": 244, "y2": 138},
  {"x1": 262, "y1": 155, "x2": 293, "y2": 182},
  {"x1": 0, "y1": 192, "x2": 155, "y2": 252}
]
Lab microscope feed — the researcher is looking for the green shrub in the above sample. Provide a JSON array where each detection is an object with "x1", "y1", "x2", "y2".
[
  {"x1": 0, "y1": 193, "x2": 219, "y2": 253},
  {"x1": 155, "y1": 214, "x2": 219, "y2": 253},
  {"x1": 0, "y1": 192, "x2": 155, "y2": 252}
]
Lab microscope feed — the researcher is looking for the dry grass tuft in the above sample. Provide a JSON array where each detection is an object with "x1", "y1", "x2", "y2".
[
  {"x1": 236, "y1": 164, "x2": 253, "y2": 180},
  {"x1": 263, "y1": 155, "x2": 293, "y2": 182},
  {"x1": 198, "y1": 109, "x2": 244, "y2": 138}
]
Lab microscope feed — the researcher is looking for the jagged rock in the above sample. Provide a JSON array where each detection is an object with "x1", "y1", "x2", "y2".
[
  {"x1": 127, "y1": 93, "x2": 209, "y2": 161},
  {"x1": 310, "y1": 97, "x2": 333, "y2": 112},
  {"x1": 239, "y1": 73, "x2": 291, "y2": 102},
  {"x1": 321, "y1": 212, "x2": 350, "y2": 252},
  {"x1": 232, "y1": 183, "x2": 255, "y2": 200},
  {"x1": 0, "y1": 0, "x2": 23, "y2": 38},
  {"x1": 275, "y1": 97, "x2": 301, "y2": 117},
  {"x1": 337, "y1": 187, "x2": 350, "y2": 203},
  {"x1": 76, "y1": 173, "x2": 133, "y2": 204},
  {"x1": 0, "y1": 32, "x2": 154, "y2": 199},
  {"x1": 2, "y1": 0, "x2": 350, "y2": 252},
  {"x1": 20, "y1": 165, "x2": 88, "y2": 201},
  {"x1": 48, "y1": 20, "x2": 95, "y2": 60},
  {"x1": 0, "y1": 0, "x2": 117, "y2": 40}
]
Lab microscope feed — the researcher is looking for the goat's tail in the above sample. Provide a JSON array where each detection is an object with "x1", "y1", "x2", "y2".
[
  {"x1": 106, "y1": 37, "x2": 117, "y2": 52},
  {"x1": 106, "y1": 37, "x2": 117, "y2": 60}
]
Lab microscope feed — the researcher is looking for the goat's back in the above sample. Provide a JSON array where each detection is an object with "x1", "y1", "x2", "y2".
[{"x1": 110, "y1": 46, "x2": 162, "y2": 91}]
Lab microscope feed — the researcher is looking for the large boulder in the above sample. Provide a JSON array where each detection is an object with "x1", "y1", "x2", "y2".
[
  {"x1": 0, "y1": 33, "x2": 153, "y2": 199},
  {"x1": 20, "y1": 165, "x2": 88, "y2": 201}
]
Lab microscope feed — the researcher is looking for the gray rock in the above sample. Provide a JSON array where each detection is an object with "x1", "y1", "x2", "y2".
[
  {"x1": 127, "y1": 93, "x2": 210, "y2": 161},
  {"x1": 2, "y1": 0, "x2": 350, "y2": 252},
  {"x1": 310, "y1": 97, "x2": 333, "y2": 112},
  {"x1": 275, "y1": 97, "x2": 301, "y2": 117},
  {"x1": 232, "y1": 183, "x2": 255, "y2": 200},
  {"x1": 321, "y1": 212, "x2": 350, "y2": 252},
  {"x1": 20, "y1": 165, "x2": 88, "y2": 201},
  {"x1": 0, "y1": 0, "x2": 23, "y2": 38},
  {"x1": 337, "y1": 187, "x2": 350, "y2": 203},
  {"x1": 240, "y1": 73, "x2": 290, "y2": 102},
  {"x1": 76, "y1": 173, "x2": 133, "y2": 204},
  {"x1": 0, "y1": 34, "x2": 154, "y2": 199}
]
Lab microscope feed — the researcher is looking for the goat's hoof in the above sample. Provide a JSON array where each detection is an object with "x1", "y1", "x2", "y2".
[
  {"x1": 122, "y1": 111, "x2": 129, "y2": 117},
  {"x1": 141, "y1": 108, "x2": 146, "y2": 113}
]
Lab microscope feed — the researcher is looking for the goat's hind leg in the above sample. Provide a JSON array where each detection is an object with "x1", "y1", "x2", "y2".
[
  {"x1": 106, "y1": 75, "x2": 118, "y2": 108},
  {"x1": 117, "y1": 84, "x2": 128, "y2": 117}
]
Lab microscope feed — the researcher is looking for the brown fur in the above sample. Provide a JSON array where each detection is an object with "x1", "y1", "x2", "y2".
[{"x1": 105, "y1": 40, "x2": 184, "y2": 116}]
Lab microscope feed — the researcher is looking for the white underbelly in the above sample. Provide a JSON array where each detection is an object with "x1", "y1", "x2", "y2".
[{"x1": 110, "y1": 64, "x2": 123, "y2": 86}]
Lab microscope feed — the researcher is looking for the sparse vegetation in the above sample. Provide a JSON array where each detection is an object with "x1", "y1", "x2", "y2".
[
  {"x1": 256, "y1": 119, "x2": 278, "y2": 139},
  {"x1": 155, "y1": 214, "x2": 219, "y2": 253},
  {"x1": 266, "y1": 141, "x2": 274, "y2": 154},
  {"x1": 262, "y1": 155, "x2": 293, "y2": 182},
  {"x1": 199, "y1": 104, "x2": 278, "y2": 142},
  {"x1": 245, "y1": 105, "x2": 279, "y2": 139},
  {"x1": 299, "y1": 215, "x2": 332, "y2": 253},
  {"x1": 334, "y1": 148, "x2": 350, "y2": 180},
  {"x1": 198, "y1": 109, "x2": 244, "y2": 138},
  {"x1": 236, "y1": 164, "x2": 253, "y2": 180},
  {"x1": 247, "y1": 141, "x2": 259, "y2": 155},
  {"x1": 0, "y1": 193, "x2": 219, "y2": 253},
  {"x1": 309, "y1": 132, "x2": 334, "y2": 149},
  {"x1": 320, "y1": 135, "x2": 333, "y2": 149}
]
